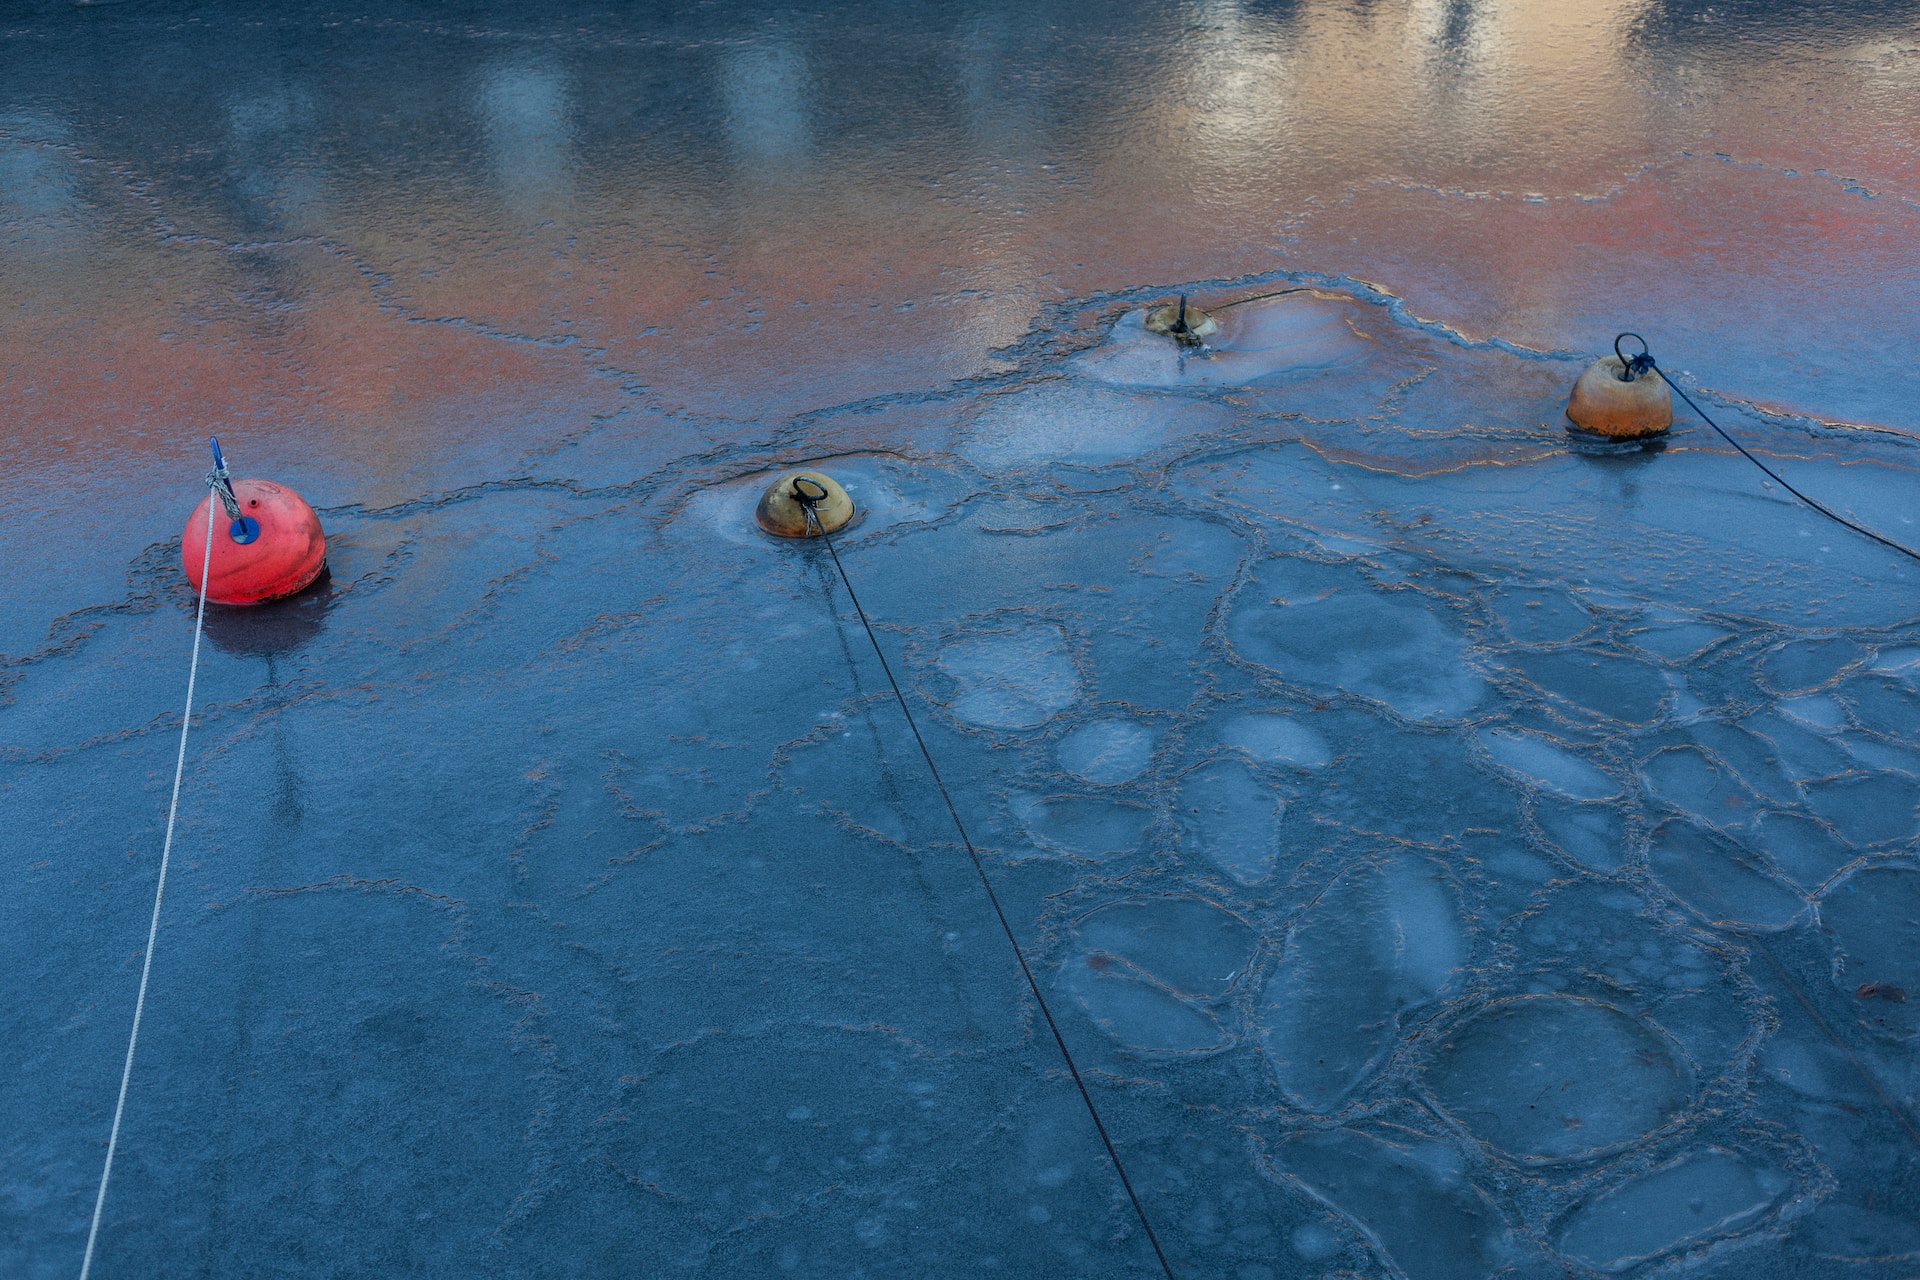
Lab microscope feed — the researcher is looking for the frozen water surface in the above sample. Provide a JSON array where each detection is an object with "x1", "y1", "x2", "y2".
[{"x1": 6, "y1": 0, "x2": 1920, "y2": 1276}]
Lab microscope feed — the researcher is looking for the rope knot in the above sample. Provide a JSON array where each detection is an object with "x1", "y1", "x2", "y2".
[{"x1": 1614, "y1": 332, "x2": 1655, "y2": 382}]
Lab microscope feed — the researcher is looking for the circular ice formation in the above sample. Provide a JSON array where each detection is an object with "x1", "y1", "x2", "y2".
[
  {"x1": 938, "y1": 626, "x2": 1080, "y2": 729},
  {"x1": 1427, "y1": 995, "x2": 1693, "y2": 1161},
  {"x1": 1057, "y1": 718, "x2": 1154, "y2": 785}
]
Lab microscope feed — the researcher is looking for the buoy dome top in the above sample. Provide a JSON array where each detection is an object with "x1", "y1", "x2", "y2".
[
  {"x1": 1145, "y1": 302, "x2": 1218, "y2": 344},
  {"x1": 1566, "y1": 356, "x2": 1673, "y2": 440},
  {"x1": 756, "y1": 469, "x2": 855, "y2": 538},
  {"x1": 182, "y1": 478, "x2": 327, "y2": 605}
]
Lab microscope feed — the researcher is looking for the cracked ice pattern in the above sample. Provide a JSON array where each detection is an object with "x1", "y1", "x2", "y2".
[{"x1": 6, "y1": 1, "x2": 1920, "y2": 1278}]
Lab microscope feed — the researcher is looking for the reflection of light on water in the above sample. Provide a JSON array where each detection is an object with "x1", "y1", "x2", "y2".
[
  {"x1": 721, "y1": 42, "x2": 813, "y2": 168},
  {"x1": 1173, "y1": 0, "x2": 1296, "y2": 173},
  {"x1": 476, "y1": 64, "x2": 574, "y2": 219},
  {"x1": 0, "y1": 111, "x2": 79, "y2": 227},
  {"x1": 228, "y1": 87, "x2": 326, "y2": 232},
  {"x1": 1164, "y1": 0, "x2": 1659, "y2": 178},
  {"x1": 957, "y1": 15, "x2": 1045, "y2": 148},
  {"x1": 947, "y1": 256, "x2": 1035, "y2": 367}
]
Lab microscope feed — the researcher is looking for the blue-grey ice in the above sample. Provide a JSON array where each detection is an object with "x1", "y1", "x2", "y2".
[
  {"x1": 1056, "y1": 717, "x2": 1154, "y2": 786},
  {"x1": 9, "y1": 0, "x2": 1920, "y2": 1275},
  {"x1": 938, "y1": 625, "x2": 1080, "y2": 729},
  {"x1": 1217, "y1": 712, "x2": 1333, "y2": 769},
  {"x1": 1178, "y1": 756, "x2": 1283, "y2": 885},
  {"x1": 1427, "y1": 995, "x2": 1694, "y2": 1162},
  {"x1": 1258, "y1": 856, "x2": 1464, "y2": 1109},
  {"x1": 1557, "y1": 1151, "x2": 1790, "y2": 1270}
]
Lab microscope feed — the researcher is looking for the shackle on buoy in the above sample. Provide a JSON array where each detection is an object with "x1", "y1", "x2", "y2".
[
  {"x1": 208, "y1": 436, "x2": 260, "y2": 545},
  {"x1": 1145, "y1": 294, "x2": 1217, "y2": 346},
  {"x1": 756, "y1": 468, "x2": 854, "y2": 538},
  {"x1": 1565, "y1": 333, "x2": 1672, "y2": 440},
  {"x1": 182, "y1": 436, "x2": 327, "y2": 605}
]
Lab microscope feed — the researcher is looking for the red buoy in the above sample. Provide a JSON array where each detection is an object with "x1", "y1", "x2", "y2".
[{"x1": 182, "y1": 476, "x2": 327, "y2": 606}]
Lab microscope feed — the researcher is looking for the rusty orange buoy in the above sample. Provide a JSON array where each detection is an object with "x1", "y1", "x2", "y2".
[
  {"x1": 1144, "y1": 294, "x2": 1217, "y2": 346},
  {"x1": 1566, "y1": 335, "x2": 1672, "y2": 441},
  {"x1": 182, "y1": 438, "x2": 326, "y2": 605},
  {"x1": 755, "y1": 469, "x2": 854, "y2": 538}
]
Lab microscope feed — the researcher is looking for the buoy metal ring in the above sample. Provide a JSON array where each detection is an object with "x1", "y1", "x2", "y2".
[{"x1": 756, "y1": 468, "x2": 854, "y2": 538}]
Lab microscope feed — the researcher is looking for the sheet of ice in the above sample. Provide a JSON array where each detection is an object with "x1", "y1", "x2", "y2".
[
  {"x1": 1055, "y1": 717, "x2": 1153, "y2": 786},
  {"x1": 1477, "y1": 728, "x2": 1619, "y2": 801},
  {"x1": 1488, "y1": 587, "x2": 1593, "y2": 647},
  {"x1": 1800, "y1": 774, "x2": 1920, "y2": 848},
  {"x1": 1072, "y1": 897, "x2": 1254, "y2": 1001},
  {"x1": 1748, "y1": 811, "x2": 1856, "y2": 893},
  {"x1": 1647, "y1": 821, "x2": 1807, "y2": 931},
  {"x1": 1623, "y1": 608, "x2": 1735, "y2": 661},
  {"x1": 1557, "y1": 1152, "x2": 1788, "y2": 1270},
  {"x1": 1271, "y1": 1129, "x2": 1515, "y2": 1280},
  {"x1": 1057, "y1": 960, "x2": 1229, "y2": 1054},
  {"x1": 1759, "y1": 638, "x2": 1867, "y2": 694},
  {"x1": 1523, "y1": 798, "x2": 1621, "y2": 872},
  {"x1": 1776, "y1": 693, "x2": 1848, "y2": 732},
  {"x1": 1010, "y1": 793, "x2": 1150, "y2": 859},
  {"x1": 1503, "y1": 649, "x2": 1670, "y2": 726},
  {"x1": 1820, "y1": 865, "x2": 1920, "y2": 1041},
  {"x1": 1218, "y1": 712, "x2": 1333, "y2": 769},
  {"x1": 1178, "y1": 756, "x2": 1283, "y2": 885},
  {"x1": 1258, "y1": 857, "x2": 1465, "y2": 1109},
  {"x1": 1426, "y1": 996, "x2": 1694, "y2": 1162},
  {"x1": 937, "y1": 625, "x2": 1080, "y2": 729},
  {"x1": 1227, "y1": 558, "x2": 1485, "y2": 722},
  {"x1": 1839, "y1": 673, "x2": 1920, "y2": 745}
]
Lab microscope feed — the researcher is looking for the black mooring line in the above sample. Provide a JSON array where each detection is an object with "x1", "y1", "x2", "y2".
[
  {"x1": 804, "y1": 513, "x2": 1179, "y2": 1280},
  {"x1": 1644, "y1": 360, "x2": 1920, "y2": 566}
]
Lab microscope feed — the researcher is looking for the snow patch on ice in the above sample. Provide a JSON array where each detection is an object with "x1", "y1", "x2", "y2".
[
  {"x1": 1075, "y1": 291, "x2": 1374, "y2": 391},
  {"x1": 963, "y1": 380, "x2": 1234, "y2": 467}
]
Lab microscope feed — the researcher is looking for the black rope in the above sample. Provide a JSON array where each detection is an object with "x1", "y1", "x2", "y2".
[
  {"x1": 1623, "y1": 339, "x2": 1920, "y2": 566},
  {"x1": 1205, "y1": 286, "x2": 1306, "y2": 313},
  {"x1": 792, "y1": 485, "x2": 1178, "y2": 1280}
]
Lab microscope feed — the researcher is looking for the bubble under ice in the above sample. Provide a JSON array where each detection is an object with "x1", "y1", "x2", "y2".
[{"x1": 8, "y1": 2, "x2": 1920, "y2": 1275}]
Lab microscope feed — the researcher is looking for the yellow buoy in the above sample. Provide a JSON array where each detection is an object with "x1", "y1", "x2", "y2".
[
  {"x1": 1145, "y1": 297, "x2": 1217, "y2": 346},
  {"x1": 755, "y1": 469, "x2": 855, "y2": 538},
  {"x1": 1565, "y1": 355, "x2": 1672, "y2": 440}
]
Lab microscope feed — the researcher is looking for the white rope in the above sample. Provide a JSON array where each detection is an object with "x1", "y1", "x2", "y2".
[{"x1": 78, "y1": 491, "x2": 216, "y2": 1280}]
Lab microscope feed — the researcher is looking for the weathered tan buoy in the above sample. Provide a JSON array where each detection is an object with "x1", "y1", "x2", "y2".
[
  {"x1": 755, "y1": 469, "x2": 854, "y2": 538},
  {"x1": 1566, "y1": 356, "x2": 1672, "y2": 440},
  {"x1": 1145, "y1": 296, "x2": 1217, "y2": 346}
]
